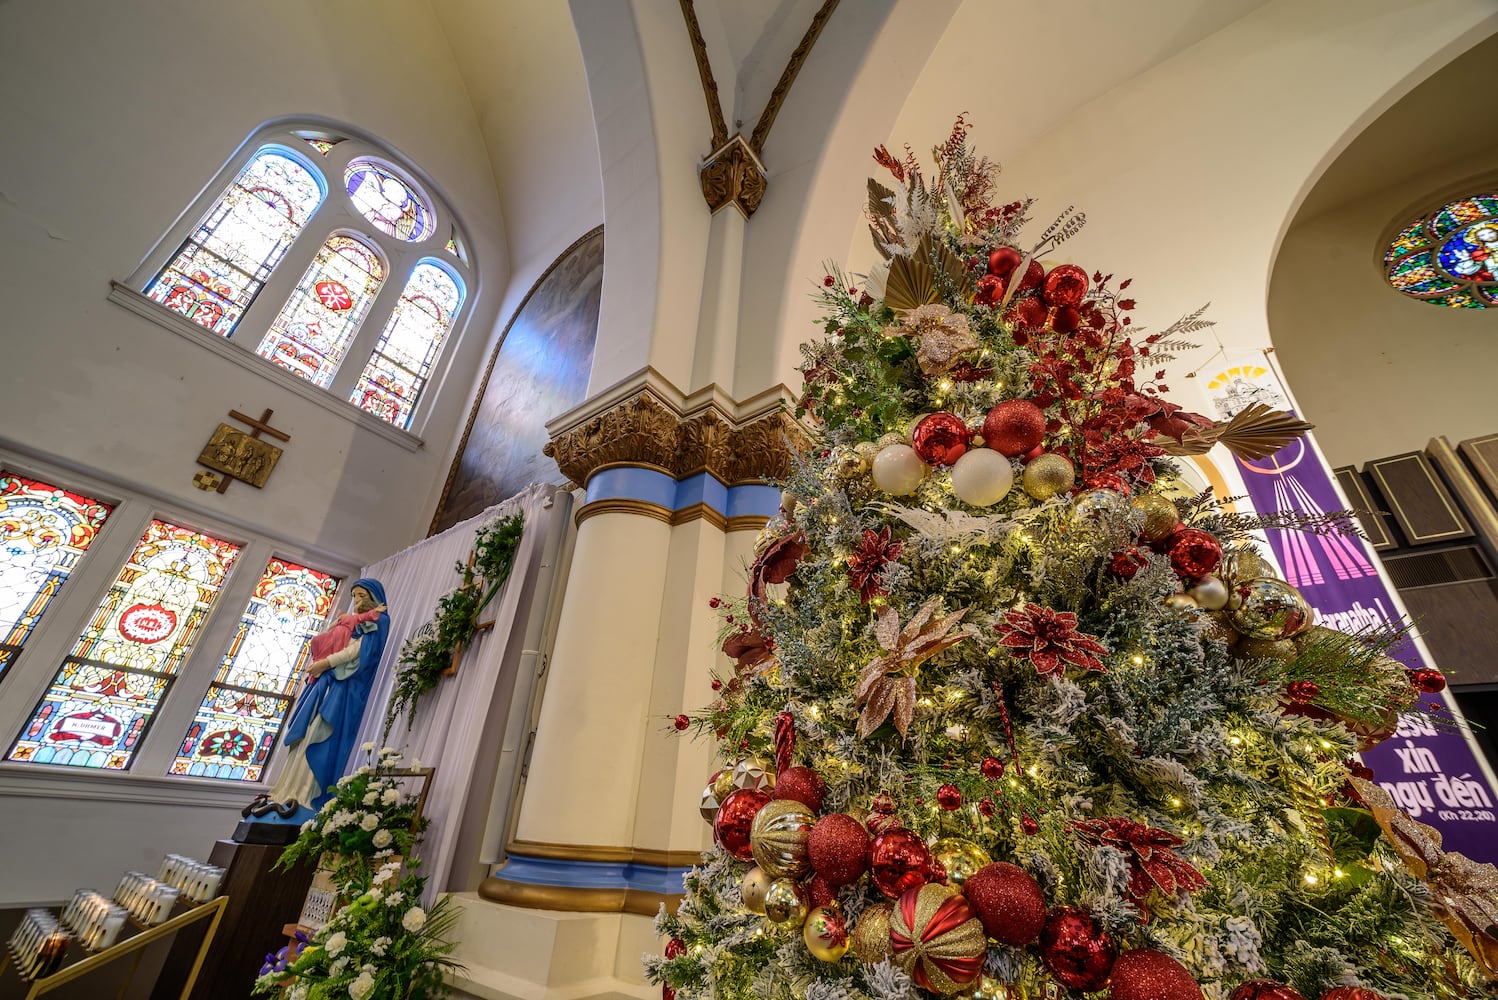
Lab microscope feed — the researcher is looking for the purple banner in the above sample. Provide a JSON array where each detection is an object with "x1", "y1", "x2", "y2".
[{"x1": 1205, "y1": 363, "x2": 1498, "y2": 862}]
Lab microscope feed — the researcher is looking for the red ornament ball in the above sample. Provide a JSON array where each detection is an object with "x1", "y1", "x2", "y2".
[
  {"x1": 663, "y1": 987, "x2": 674, "y2": 1000},
  {"x1": 866, "y1": 811, "x2": 903, "y2": 836},
  {"x1": 808, "y1": 813, "x2": 870, "y2": 886},
  {"x1": 978, "y1": 798, "x2": 996, "y2": 817},
  {"x1": 981, "y1": 757, "x2": 1005, "y2": 780},
  {"x1": 1042, "y1": 264, "x2": 1089, "y2": 307},
  {"x1": 988, "y1": 246, "x2": 1023, "y2": 279},
  {"x1": 1108, "y1": 949, "x2": 1203, "y2": 1000},
  {"x1": 775, "y1": 766, "x2": 826, "y2": 812},
  {"x1": 1321, "y1": 989, "x2": 1385, "y2": 1000},
  {"x1": 713, "y1": 788, "x2": 770, "y2": 861},
  {"x1": 983, "y1": 400, "x2": 1047, "y2": 458},
  {"x1": 807, "y1": 874, "x2": 838, "y2": 909},
  {"x1": 974, "y1": 274, "x2": 1005, "y2": 308},
  {"x1": 868, "y1": 828, "x2": 933, "y2": 899},
  {"x1": 1167, "y1": 527, "x2": 1223, "y2": 580},
  {"x1": 929, "y1": 857, "x2": 948, "y2": 884},
  {"x1": 1087, "y1": 472, "x2": 1129, "y2": 494},
  {"x1": 1286, "y1": 680, "x2": 1320, "y2": 704},
  {"x1": 1109, "y1": 547, "x2": 1151, "y2": 580},
  {"x1": 1016, "y1": 259, "x2": 1045, "y2": 293},
  {"x1": 1231, "y1": 981, "x2": 1307, "y2": 1000},
  {"x1": 1021, "y1": 814, "x2": 1040, "y2": 836},
  {"x1": 1050, "y1": 304, "x2": 1081, "y2": 333},
  {"x1": 936, "y1": 784, "x2": 963, "y2": 810},
  {"x1": 913, "y1": 412, "x2": 971, "y2": 467},
  {"x1": 1409, "y1": 668, "x2": 1447, "y2": 693},
  {"x1": 1008, "y1": 295, "x2": 1048, "y2": 330},
  {"x1": 871, "y1": 792, "x2": 897, "y2": 814},
  {"x1": 664, "y1": 938, "x2": 686, "y2": 959},
  {"x1": 962, "y1": 862, "x2": 1046, "y2": 946},
  {"x1": 1038, "y1": 906, "x2": 1117, "y2": 992},
  {"x1": 673, "y1": 714, "x2": 690, "y2": 731}
]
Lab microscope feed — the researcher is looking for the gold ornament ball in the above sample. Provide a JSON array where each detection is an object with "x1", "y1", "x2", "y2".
[
  {"x1": 712, "y1": 768, "x2": 737, "y2": 802},
  {"x1": 731, "y1": 758, "x2": 775, "y2": 793},
  {"x1": 828, "y1": 444, "x2": 867, "y2": 482},
  {"x1": 1199, "y1": 610, "x2": 1240, "y2": 644},
  {"x1": 972, "y1": 977, "x2": 1014, "y2": 1000},
  {"x1": 1072, "y1": 488, "x2": 1127, "y2": 523},
  {"x1": 929, "y1": 838, "x2": 992, "y2": 889},
  {"x1": 750, "y1": 799, "x2": 816, "y2": 879},
  {"x1": 852, "y1": 902, "x2": 893, "y2": 963},
  {"x1": 1021, "y1": 453, "x2": 1075, "y2": 500},
  {"x1": 763, "y1": 878, "x2": 809, "y2": 925},
  {"x1": 855, "y1": 441, "x2": 881, "y2": 464},
  {"x1": 877, "y1": 432, "x2": 907, "y2": 449},
  {"x1": 740, "y1": 866, "x2": 772, "y2": 915},
  {"x1": 699, "y1": 783, "x2": 722, "y2": 824},
  {"x1": 1131, "y1": 493, "x2": 1180, "y2": 542},
  {"x1": 1222, "y1": 546, "x2": 1272, "y2": 584},
  {"x1": 1163, "y1": 592, "x2": 1199, "y2": 614},
  {"x1": 1236, "y1": 636, "x2": 1296, "y2": 661},
  {"x1": 1230, "y1": 577, "x2": 1314, "y2": 640},
  {"x1": 803, "y1": 905, "x2": 851, "y2": 962}
]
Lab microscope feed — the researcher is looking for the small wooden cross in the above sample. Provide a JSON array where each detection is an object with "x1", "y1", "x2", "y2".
[{"x1": 444, "y1": 551, "x2": 497, "y2": 677}]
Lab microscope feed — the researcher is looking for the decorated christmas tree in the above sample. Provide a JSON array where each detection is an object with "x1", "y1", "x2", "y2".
[{"x1": 647, "y1": 120, "x2": 1498, "y2": 1000}]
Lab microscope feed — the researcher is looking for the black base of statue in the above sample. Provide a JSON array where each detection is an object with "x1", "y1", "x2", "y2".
[{"x1": 232, "y1": 818, "x2": 303, "y2": 845}]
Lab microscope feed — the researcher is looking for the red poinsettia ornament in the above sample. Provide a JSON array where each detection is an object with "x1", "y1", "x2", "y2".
[
  {"x1": 995, "y1": 604, "x2": 1108, "y2": 676},
  {"x1": 847, "y1": 526, "x2": 903, "y2": 603},
  {"x1": 749, "y1": 531, "x2": 807, "y2": 625},
  {"x1": 1070, "y1": 817, "x2": 1206, "y2": 915}
]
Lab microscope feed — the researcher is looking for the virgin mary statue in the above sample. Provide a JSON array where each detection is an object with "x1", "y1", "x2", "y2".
[{"x1": 249, "y1": 578, "x2": 390, "y2": 822}]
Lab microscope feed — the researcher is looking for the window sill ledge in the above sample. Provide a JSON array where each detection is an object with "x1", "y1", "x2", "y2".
[
  {"x1": 107, "y1": 282, "x2": 425, "y2": 453},
  {"x1": 0, "y1": 761, "x2": 264, "y2": 809}
]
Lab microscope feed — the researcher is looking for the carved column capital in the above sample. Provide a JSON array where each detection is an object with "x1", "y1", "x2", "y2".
[{"x1": 699, "y1": 134, "x2": 767, "y2": 219}]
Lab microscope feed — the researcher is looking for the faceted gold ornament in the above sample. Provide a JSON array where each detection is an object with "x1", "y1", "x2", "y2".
[
  {"x1": 1131, "y1": 493, "x2": 1180, "y2": 542},
  {"x1": 751, "y1": 799, "x2": 816, "y2": 878},
  {"x1": 1021, "y1": 453, "x2": 1075, "y2": 500},
  {"x1": 852, "y1": 902, "x2": 893, "y2": 963},
  {"x1": 929, "y1": 838, "x2": 992, "y2": 889},
  {"x1": 803, "y1": 905, "x2": 851, "y2": 962},
  {"x1": 730, "y1": 758, "x2": 775, "y2": 794},
  {"x1": 763, "y1": 878, "x2": 809, "y2": 925},
  {"x1": 741, "y1": 866, "x2": 772, "y2": 915},
  {"x1": 1230, "y1": 578, "x2": 1314, "y2": 640},
  {"x1": 699, "y1": 783, "x2": 721, "y2": 824}
]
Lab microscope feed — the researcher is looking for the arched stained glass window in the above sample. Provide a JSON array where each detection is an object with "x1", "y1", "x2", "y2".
[
  {"x1": 345, "y1": 159, "x2": 433, "y2": 243},
  {"x1": 256, "y1": 235, "x2": 385, "y2": 387},
  {"x1": 172, "y1": 558, "x2": 339, "y2": 781},
  {"x1": 1384, "y1": 193, "x2": 1498, "y2": 308},
  {"x1": 9, "y1": 520, "x2": 241, "y2": 770},
  {"x1": 0, "y1": 474, "x2": 113, "y2": 681},
  {"x1": 145, "y1": 149, "x2": 324, "y2": 335},
  {"x1": 350, "y1": 261, "x2": 465, "y2": 429}
]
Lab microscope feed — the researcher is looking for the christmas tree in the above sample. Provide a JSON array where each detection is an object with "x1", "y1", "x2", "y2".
[{"x1": 647, "y1": 120, "x2": 1498, "y2": 1000}]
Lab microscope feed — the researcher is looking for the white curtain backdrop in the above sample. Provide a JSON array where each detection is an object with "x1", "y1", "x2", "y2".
[{"x1": 345, "y1": 482, "x2": 565, "y2": 898}]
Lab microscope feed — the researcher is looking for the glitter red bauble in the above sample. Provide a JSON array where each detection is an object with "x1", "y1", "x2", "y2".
[
  {"x1": 962, "y1": 862, "x2": 1046, "y2": 946},
  {"x1": 983, "y1": 400, "x2": 1047, "y2": 458},
  {"x1": 981, "y1": 757, "x2": 1005, "y2": 780},
  {"x1": 1038, "y1": 906, "x2": 1116, "y2": 992},
  {"x1": 978, "y1": 798, "x2": 996, "y2": 817},
  {"x1": 868, "y1": 828, "x2": 933, "y2": 899},
  {"x1": 913, "y1": 413, "x2": 971, "y2": 467},
  {"x1": 1051, "y1": 304, "x2": 1081, "y2": 333},
  {"x1": 872, "y1": 792, "x2": 897, "y2": 814},
  {"x1": 1409, "y1": 668, "x2": 1446, "y2": 693},
  {"x1": 713, "y1": 788, "x2": 770, "y2": 861},
  {"x1": 673, "y1": 714, "x2": 690, "y2": 731},
  {"x1": 1109, "y1": 547, "x2": 1151, "y2": 580},
  {"x1": 1320, "y1": 989, "x2": 1385, "y2": 1000},
  {"x1": 936, "y1": 784, "x2": 962, "y2": 810},
  {"x1": 1008, "y1": 296, "x2": 1048, "y2": 330},
  {"x1": 1286, "y1": 680, "x2": 1320, "y2": 704},
  {"x1": 775, "y1": 766, "x2": 826, "y2": 812},
  {"x1": 664, "y1": 938, "x2": 686, "y2": 959},
  {"x1": 1231, "y1": 981, "x2": 1306, "y2": 1000},
  {"x1": 988, "y1": 247, "x2": 1023, "y2": 278},
  {"x1": 1087, "y1": 472, "x2": 1128, "y2": 494},
  {"x1": 1166, "y1": 527, "x2": 1223, "y2": 580},
  {"x1": 929, "y1": 858, "x2": 948, "y2": 884},
  {"x1": 1042, "y1": 264, "x2": 1090, "y2": 308},
  {"x1": 808, "y1": 813, "x2": 870, "y2": 886},
  {"x1": 807, "y1": 874, "x2": 838, "y2": 909},
  {"x1": 974, "y1": 274, "x2": 1005, "y2": 308},
  {"x1": 867, "y1": 811, "x2": 903, "y2": 835},
  {"x1": 1021, "y1": 814, "x2": 1040, "y2": 836},
  {"x1": 1108, "y1": 949, "x2": 1203, "y2": 1000},
  {"x1": 1016, "y1": 259, "x2": 1045, "y2": 293}
]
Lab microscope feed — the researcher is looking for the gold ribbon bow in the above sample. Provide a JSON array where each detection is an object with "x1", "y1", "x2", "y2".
[{"x1": 1350, "y1": 776, "x2": 1498, "y2": 978}]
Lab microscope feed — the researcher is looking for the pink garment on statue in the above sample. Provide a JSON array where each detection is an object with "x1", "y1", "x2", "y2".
[{"x1": 308, "y1": 607, "x2": 383, "y2": 661}]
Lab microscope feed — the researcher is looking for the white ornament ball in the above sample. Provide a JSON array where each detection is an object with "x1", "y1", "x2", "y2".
[
  {"x1": 872, "y1": 444, "x2": 928, "y2": 496},
  {"x1": 950, "y1": 448, "x2": 1014, "y2": 507},
  {"x1": 1188, "y1": 575, "x2": 1230, "y2": 611}
]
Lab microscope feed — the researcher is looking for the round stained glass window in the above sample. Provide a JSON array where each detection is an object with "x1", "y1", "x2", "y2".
[
  {"x1": 344, "y1": 159, "x2": 434, "y2": 243},
  {"x1": 1384, "y1": 194, "x2": 1498, "y2": 308}
]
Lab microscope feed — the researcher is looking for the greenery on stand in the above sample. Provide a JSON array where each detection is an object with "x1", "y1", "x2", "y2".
[{"x1": 383, "y1": 513, "x2": 524, "y2": 739}]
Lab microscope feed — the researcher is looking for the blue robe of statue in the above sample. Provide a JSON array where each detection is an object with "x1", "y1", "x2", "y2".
[{"x1": 279, "y1": 577, "x2": 389, "y2": 812}]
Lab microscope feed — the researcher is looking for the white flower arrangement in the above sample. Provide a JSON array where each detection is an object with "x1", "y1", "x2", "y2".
[{"x1": 402, "y1": 906, "x2": 427, "y2": 933}]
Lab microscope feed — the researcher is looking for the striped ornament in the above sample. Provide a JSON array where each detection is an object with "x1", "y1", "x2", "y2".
[{"x1": 888, "y1": 884, "x2": 987, "y2": 994}]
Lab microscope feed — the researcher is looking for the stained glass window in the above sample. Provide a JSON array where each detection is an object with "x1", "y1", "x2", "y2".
[
  {"x1": 172, "y1": 558, "x2": 339, "y2": 781},
  {"x1": 9, "y1": 521, "x2": 240, "y2": 771},
  {"x1": 349, "y1": 260, "x2": 465, "y2": 429},
  {"x1": 255, "y1": 235, "x2": 386, "y2": 387},
  {"x1": 345, "y1": 160, "x2": 433, "y2": 243},
  {"x1": 1385, "y1": 194, "x2": 1498, "y2": 308},
  {"x1": 0, "y1": 475, "x2": 113, "y2": 681},
  {"x1": 145, "y1": 149, "x2": 325, "y2": 336}
]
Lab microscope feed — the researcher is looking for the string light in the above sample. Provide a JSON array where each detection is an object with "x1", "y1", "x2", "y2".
[{"x1": 1303, "y1": 872, "x2": 1319, "y2": 886}]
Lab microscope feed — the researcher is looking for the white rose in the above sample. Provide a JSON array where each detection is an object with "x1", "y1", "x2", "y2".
[
  {"x1": 348, "y1": 972, "x2": 376, "y2": 1000},
  {"x1": 381, "y1": 788, "x2": 400, "y2": 806},
  {"x1": 324, "y1": 931, "x2": 347, "y2": 957},
  {"x1": 360, "y1": 813, "x2": 379, "y2": 831},
  {"x1": 402, "y1": 906, "x2": 427, "y2": 933},
  {"x1": 372, "y1": 829, "x2": 393, "y2": 849},
  {"x1": 362, "y1": 791, "x2": 378, "y2": 806}
]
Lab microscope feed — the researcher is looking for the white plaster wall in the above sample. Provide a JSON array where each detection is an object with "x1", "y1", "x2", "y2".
[
  {"x1": 1270, "y1": 147, "x2": 1498, "y2": 467},
  {"x1": 0, "y1": 0, "x2": 508, "y2": 566}
]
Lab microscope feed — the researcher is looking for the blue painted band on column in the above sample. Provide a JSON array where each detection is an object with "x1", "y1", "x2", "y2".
[
  {"x1": 495, "y1": 852, "x2": 692, "y2": 896},
  {"x1": 585, "y1": 467, "x2": 780, "y2": 519}
]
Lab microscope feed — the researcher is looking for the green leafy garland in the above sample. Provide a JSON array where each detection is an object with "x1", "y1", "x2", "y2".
[{"x1": 383, "y1": 514, "x2": 524, "y2": 740}]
